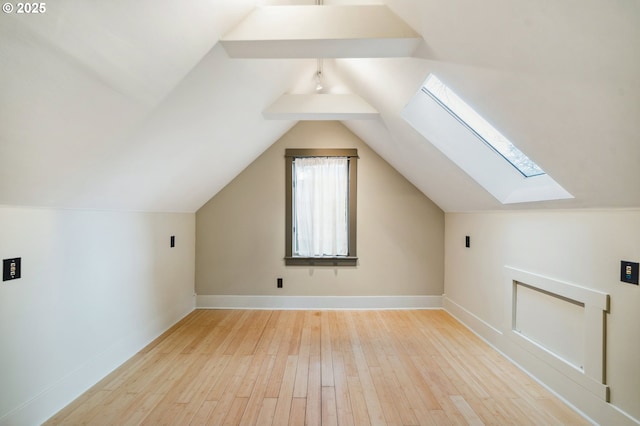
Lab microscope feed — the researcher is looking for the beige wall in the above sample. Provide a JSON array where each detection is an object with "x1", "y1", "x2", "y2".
[
  {"x1": 196, "y1": 121, "x2": 444, "y2": 297},
  {"x1": 444, "y1": 210, "x2": 640, "y2": 425}
]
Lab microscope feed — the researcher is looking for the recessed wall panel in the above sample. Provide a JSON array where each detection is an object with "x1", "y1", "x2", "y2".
[{"x1": 514, "y1": 282, "x2": 585, "y2": 369}]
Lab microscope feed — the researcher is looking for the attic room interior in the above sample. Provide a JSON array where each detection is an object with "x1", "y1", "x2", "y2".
[{"x1": 0, "y1": 0, "x2": 639, "y2": 425}]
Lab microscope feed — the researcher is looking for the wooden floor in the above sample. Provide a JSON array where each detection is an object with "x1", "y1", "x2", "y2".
[{"x1": 45, "y1": 310, "x2": 589, "y2": 425}]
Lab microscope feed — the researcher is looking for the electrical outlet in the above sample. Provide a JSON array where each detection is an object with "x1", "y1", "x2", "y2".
[
  {"x1": 3, "y1": 258, "x2": 21, "y2": 282},
  {"x1": 277, "y1": 278, "x2": 283, "y2": 288}
]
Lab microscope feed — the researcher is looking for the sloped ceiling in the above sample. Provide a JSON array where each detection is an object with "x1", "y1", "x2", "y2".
[{"x1": 1, "y1": 0, "x2": 638, "y2": 212}]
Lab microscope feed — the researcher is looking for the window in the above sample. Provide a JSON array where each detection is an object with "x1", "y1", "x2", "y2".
[
  {"x1": 285, "y1": 149, "x2": 358, "y2": 266},
  {"x1": 401, "y1": 74, "x2": 573, "y2": 204},
  {"x1": 423, "y1": 74, "x2": 544, "y2": 178}
]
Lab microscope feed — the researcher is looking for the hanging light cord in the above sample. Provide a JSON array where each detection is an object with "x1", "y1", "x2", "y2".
[
  {"x1": 315, "y1": 58, "x2": 323, "y2": 92},
  {"x1": 315, "y1": 0, "x2": 324, "y2": 91}
]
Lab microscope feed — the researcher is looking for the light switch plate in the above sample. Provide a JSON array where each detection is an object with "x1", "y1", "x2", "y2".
[
  {"x1": 3, "y1": 258, "x2": 21, "y2": 281},
  {"x1": 620, "y1": 260, "x2": 639, "y2": 285}
]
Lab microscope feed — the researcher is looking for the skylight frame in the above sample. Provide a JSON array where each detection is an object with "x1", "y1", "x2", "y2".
[
  {"x1": 401, "y1": 74, "x2": 573, "y2": 205},
  {"x1": 422, "y1": 75, "x2": 545, "y2": 178}
]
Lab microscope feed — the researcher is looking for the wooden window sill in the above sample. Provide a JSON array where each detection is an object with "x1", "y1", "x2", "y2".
[{"x1": 284, "y1": 256, "x2": 358, "y2": 266}]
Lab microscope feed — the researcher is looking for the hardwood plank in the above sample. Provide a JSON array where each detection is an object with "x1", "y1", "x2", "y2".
[
  {"x1": 91, "y1": 391, "x2": 138, "y2": 425},
  {"x1": 174, "y1": 354, "x2": 232, "y2": 422},
  {"x1": 536, "y1": 397, "x2": 591, "y2": 425},
  {"x1": 176, "y1": 354, "x2": 231, "y2": 404},
  {"x1": 47, "y1": 389, "x2": 112, "y2": 425},
  {"x1": 237, "y1": 352, "x2": 268, "y2": 398},
  {"x1": 293, "y1": 325, "x2": 311, "y2": 398},
  {"x1": 256, "y1": 397, "x2": 278, "y2": 426},
  {"x1": 511, "y1": 397, "x2": 564, "y2": 426},
  {"x1": 479, "y1": 397, "x2": 531, "y2": 426},
  {"x1": 333, "y1": 311, "x2": 358, "y2": 379},
  {"x1": 265, "y1": 312, "x2": 299, "y2": 397},
  {"x1": 223, "y1": 397, "x2": 248, "y2": 425},
  {"x1": 430, "y1": 354, "x2": 498, "y2": 424},
  {"x1": 450, "y1": 395, "x2": 484, "y2": 426},
  {"x1": 188, "y1": 399, "x2": 217, "y2": 425},
  {"x1": 236, "y1": 310, "x2": 273, "y2": 355},
  {"x1": 206, "y1": 356, "x2": 253, "y2": 424},
  {"x1": 379, "y1": 312, "x2": 445, "y2": 421},
  {"x1": 428, "y1": 409, "x2": 453, "y2": 426},
  {"x1": 306, "y1": 354, "x2": 322, "y2": 426},
  {"x1": 204, "y1": 355, "x2": 252, "y2": 402},
  {"x1": 369, "y1": 365, "x2": 404, "y2": 425},
  {"x1": 288, "y1": 311, "x2": 305, "y2": 355},
  {"x1": 118, "y1": 393, "x2": 164, "y2": 425},
  {"x1": 320, "y1": 311, "x2": 335, "y2": 387},
  {"x1": 330, "y1": 351, "x2": 355, "y2": 426},
  {"x1": 239, "y1": 355, "x2": 276, "y2": 426},
  {"x1": 386, "y1": 354, "x2": 436, "y2": 425},
  {"x1": 44, "y1": 310, "x2": 590, "y2": 426},
  {"x1": 346, "y1": 376, "x2": 372, "y2": 426},
  {"x1": 272, "y1": 355, "x2": 299, "y2": 425},
  {"x1": 289, "y1": 397, "x2": 307, "y2": 425},
  {"x1": 368, "y1": 312, "x2": 418, "y2": 425},
  {"x1": 321, "y1": 386, "x2": 338, "y2": 426},
  {"x1": 345, "y1": 312, "x2": 386, "y2": 425},
  {"x1": 222, "y1": 311, "x2": 254, "y2": 355}
]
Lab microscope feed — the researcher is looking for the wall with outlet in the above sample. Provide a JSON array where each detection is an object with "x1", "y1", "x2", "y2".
[
  {"x1": 0, "y1": 206, "x2": 195, "y2": 425},
  {"x1": 195, "y1": 121, "x2": 444, "y2": 300},
  {"x1": 444, "y1": 209, "x2": 640, "y2": 425}
]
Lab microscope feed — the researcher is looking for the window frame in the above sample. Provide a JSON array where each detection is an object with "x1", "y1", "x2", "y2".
[
  {"x1": 285, "y1": 148, "x2": 358, "y2": 266},
  {"x1": 422, "y1": 74, "x2": 545, "y2": 178}
]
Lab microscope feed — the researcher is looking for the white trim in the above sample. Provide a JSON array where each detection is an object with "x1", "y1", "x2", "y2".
[
  {"x1": 504, "y1": 267, "x2": 610, "y2": 402},
  {"x1": 196, "y1": 295, "x2": 443, "y2": 310},
  {"x1": 444, "y1": 298, "x2": 640, "y2": 426},
  {"x1": 263, "y1": 94, "x2": 379, "y2": 120},
  {"x1": 443, "y1": 296, "x2": 503, "y2": 342},
  {"x1": 220, "y1": 5, "x2": 421, "y2": 58},
  {"x1": 443, "y1": 300, "x2": 598, "y2": 426},
  {"x1": 506, "y1": 266, "x2": 609, "y2": 310}
]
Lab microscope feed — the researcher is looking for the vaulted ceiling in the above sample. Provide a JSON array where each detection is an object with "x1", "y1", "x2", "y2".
[{"x1": 1, "y1": 0, "x2": 638, "y2": 212}]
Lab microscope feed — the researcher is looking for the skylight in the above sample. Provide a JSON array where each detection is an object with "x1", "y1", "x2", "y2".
[
  {"x1": 422, "y1": 74, "x2": 545, "y2": 178},
  {"x1": 401, "y1": 73, "x2": 573, "y2": 204}
]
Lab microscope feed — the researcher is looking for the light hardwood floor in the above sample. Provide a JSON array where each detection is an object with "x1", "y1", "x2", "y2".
[{"x1": 45, "y1": 310, "x2": 589, "y2": 425}]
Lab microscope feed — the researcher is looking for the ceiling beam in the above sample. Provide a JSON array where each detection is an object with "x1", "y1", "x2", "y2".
[
  {"x1": 220, "y1": 5, "x2": 421, "y2": 58},
  {"x1": 263, "y1": 94, "x2": 379, "y2": 120}
]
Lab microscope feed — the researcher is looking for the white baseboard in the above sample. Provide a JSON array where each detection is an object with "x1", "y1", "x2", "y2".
[
  {"x1": 196, "y1": 294, "x2": 443, "y2": 310},
  {"x1": 443, "y1": 296, "x2": 503, "y2": 343}
]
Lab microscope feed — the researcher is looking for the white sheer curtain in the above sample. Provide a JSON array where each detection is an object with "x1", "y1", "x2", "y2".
[{"x1": 293, "y1": 157, "x2": 349, "y2": 257}]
